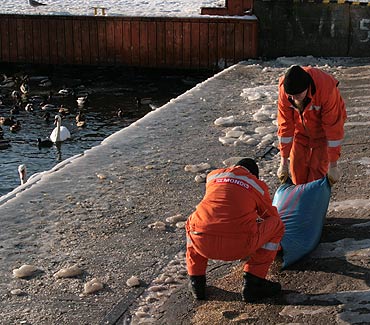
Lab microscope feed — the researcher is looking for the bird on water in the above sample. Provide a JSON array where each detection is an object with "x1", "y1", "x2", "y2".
[{"x1": 29, "y1": 0, "x2": 47, "y2": 7}]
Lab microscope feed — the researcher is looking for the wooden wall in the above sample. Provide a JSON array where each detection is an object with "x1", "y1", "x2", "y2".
[{"x1": 0, "y1": 14, "x2": 258, "y2": 70}]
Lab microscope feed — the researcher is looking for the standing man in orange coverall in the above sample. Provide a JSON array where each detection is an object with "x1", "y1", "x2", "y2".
[
  {"x1": 186, "y1": 158, "x2": 285, "y2": 302},
  {"x1": 277, "y1": 65, "x2": 347, "y2": 185}
]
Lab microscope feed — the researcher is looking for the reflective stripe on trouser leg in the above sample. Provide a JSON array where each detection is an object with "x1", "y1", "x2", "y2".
[
  {"x1": 243, "y1": 216, "x2": 285, "y2": 278},
  {"x1": 186, "y1": 234, "x2": 208, "y2": 276}
]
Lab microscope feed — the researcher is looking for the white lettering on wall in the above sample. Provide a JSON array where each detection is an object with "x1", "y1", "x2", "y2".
[{"x1": 360, "y1": 19, "x2": 370, "y2": 42}]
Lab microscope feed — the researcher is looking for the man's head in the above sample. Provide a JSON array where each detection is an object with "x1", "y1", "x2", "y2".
[
  {"x1": 235, "y1": 158, "x2": 259, "y2": 179},
  {"x1": 283, "y1": 65, "x2": 311, "y2": 98}
]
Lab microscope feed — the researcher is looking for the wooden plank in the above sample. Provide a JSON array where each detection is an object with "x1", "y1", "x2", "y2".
[
  {"x1": 114, "y1": 19, "x2": 123, "y2": 64},
  {"x1": 225, "y1": 22, "x2": 235, "y2": 67},
  {"x1": 48, "y1": 19, "x2": 58, "y2": 64},
  {"x1": 56, "y1": 18, "x2": 66, "y2": 64},
  {"x1": 156, "y1": 21, "x2": 166, "y2": 67},
  {"x1": 139, "y1": 20, "x2": 149, "y2": 66},
  {"x1": 243, "y1": 22, "x2": 253, "y2": 58},
  {"x1": 16, "y1": 18, "x2": 26, "y2": 62},
  {"x1": 234, "y1": 22, "x2": 244, "y2": 63},
  {"x1": 190, "y1": 22, "x2": 200, "y2": 69},
  {"x1": 24, "y1": 18, "x2": 34, "y2": 63},
  {"x1": 182, "y1": 22, "x2": 191, "y2": 68},
  {"x1": 73, "y1": 19, "x2": 82, "y2": 64},
  {"x1": 208, "y1": 22, "x2": 218, "y2": 70},
  {"x1": 122, "y1": 20, "x2": 132, "y2": 65},
  {"x1": 0, "y1": 17, "x2": 10, "y2": 62},
  {"x1": 217, "y1": 22, "x2": 226, "y2": 69},
  {"x1": 64, "y1": 19, "x2": 74, "y2": 64},
  {"x1": 97, "y1": 19, "x2": 107, "y2": 64},
  {"x1": 165, "y1": 21, "x2": 174, "y2": 66},
  {"x1": 173, "y1": 21, "x2": 183, "y2": 68},
  {"x1": 32, "y1": 19, "x2": 42, "y2": 63},
  {"x1": 81, "y1": 19, "x2": 91, "y2": 64},
  {"x1": 251, "y1": 22, "x2": 258, "y2": 58},
  {"x1": 8, "y1": 18, "x2": 17, "y2": 62},
  {"x1": 40, "y1": 19, "x2": 50, "y2": 64},
  {"x1": 106, "y1": 18, "x2": 115, "y2": 64},
  {"x1": 89, "y1": 19, "x2": 99, "y2": 65},
  {"x1": 199, "y1": 22, "x2": 209, "y2": 68},
  {"x1": 147, "y1": 21, "x2": 157, "y2": 67},
  {"x1": 131, "y1": 20, "x2": 140, "y2": 66}
]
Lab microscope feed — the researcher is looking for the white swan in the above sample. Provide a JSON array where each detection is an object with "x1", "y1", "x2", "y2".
[
  {"x1": 50, "y1": 115, "x2": 71, "y2": 143},
  {"x1": 18, "y1": 164, "x2": 27, "y2": 185}
]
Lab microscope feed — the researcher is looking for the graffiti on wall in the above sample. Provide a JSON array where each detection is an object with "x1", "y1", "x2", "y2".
[{"x1": 360, "y1": 18, "x2": 370, "y2": 42}]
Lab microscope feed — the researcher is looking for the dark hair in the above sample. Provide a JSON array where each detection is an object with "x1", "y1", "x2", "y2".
[
  {"x1": 235, "y1": 158, "x2": 259, "y2": 178},
  {"x1": 283, "y1": 65, "x2": 311, "y2": 95}
]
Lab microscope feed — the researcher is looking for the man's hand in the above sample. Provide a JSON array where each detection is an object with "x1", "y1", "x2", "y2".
[
  {"x1": 277, "y1": 158, "x2": 289, "y2": 183},
  {"x1": 328, "y1": 161, "x2": 341, "y2": 186}
]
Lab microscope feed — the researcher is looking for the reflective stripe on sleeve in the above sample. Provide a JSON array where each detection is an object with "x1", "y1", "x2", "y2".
[
  {"x1": 261, "y1": 242, "x2": 280, "y2": 251},
  {"x1": 207, "y1": 172, "x2": 264, "y2": 195},
  {"x1": 278, "y1": 136, "x2": 293, "y2": 144},
  {"x1": 328, "y1": 139, "x2": 343, "y2": 147}
]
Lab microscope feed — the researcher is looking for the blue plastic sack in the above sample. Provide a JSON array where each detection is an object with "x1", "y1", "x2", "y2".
[{"x1": 272, "y1": 177, "x2": 331, "y2": 268}]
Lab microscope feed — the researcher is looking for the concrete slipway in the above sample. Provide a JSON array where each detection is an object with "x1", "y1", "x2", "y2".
[{"x1": 0, "y1": 57, "x2": 369, "y2": 325}]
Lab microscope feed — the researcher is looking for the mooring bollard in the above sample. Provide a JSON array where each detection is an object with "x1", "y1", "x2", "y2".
[{"x1": 91, "y1": 7, "x2": 107, "y2": 16}]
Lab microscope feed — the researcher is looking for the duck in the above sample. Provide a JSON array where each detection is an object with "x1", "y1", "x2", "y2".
[
  {"x1": 58, "y1": 88, "x2": 74, "y2": 96},
  {"x1": 58, "y1": 105, "x2": 70, "y2": 116},
  {"x1": 18, "y1": 164, "x2": 27, "y2": 185},
  {"x1": 75, "y1": 111, "x2": 86, "y2": 128},
  {"x1": 10, "y1": 105, "x2": 20, "y2": 115},
  {"x1": 0, "y1": 116, "x2": 16, "y2": 126},
  {"x1": 135, "y1": 96, "x2": 152, "y2": 107},
  {"x1": 37, "y1": 137, "x2": 53, "y2": 148},
  {"x1": 0, "y1": 76, "x2": 15, "y2": 88},
  {"x1": 10, "y1": 121, "x2": 21, "y2": 133},
  {"x1": 20, "y1": 83, "x2": 30, "y2": 95},
  {"x1": 50, "y1": 115, "x2": 71, "y2": 143},
  {"x1": 40, "y1": 103, "x2": 56, "y2": 111},
  {"x1": 117, "y1": 108, "x2": 124, "y2": 118},
  {"x1": 0, "y1": 138, "x2": 11, "y2": 150},
  {"x1": 76, "y1": 95, "x2": 88, "y2": 107},
  {"x1": 42, "y1": 111, "x2": 51, "y2": 123},
  {"x1": 11, "y1": 90, "x2": 21, "y2": 101},
  {"x1": 39, "y1": 78, "x2": 52, "y2": 87},
  {"x1": 25, "y1": 103, "x2": 34, "y2": 112}
]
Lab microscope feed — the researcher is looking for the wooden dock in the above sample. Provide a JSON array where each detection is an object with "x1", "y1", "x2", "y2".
[{"x1": 0, "y1": 9, "x2": 257, "y2": 70}]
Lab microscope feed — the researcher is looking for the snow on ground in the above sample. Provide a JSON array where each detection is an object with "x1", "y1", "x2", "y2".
[{"x1": 3, "y1": 0, "x2": 232, "y2": 17}]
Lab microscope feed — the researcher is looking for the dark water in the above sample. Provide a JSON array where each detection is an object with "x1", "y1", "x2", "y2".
[{"x1": 0, "y1": 64, "x2": 213, "y2": 197}]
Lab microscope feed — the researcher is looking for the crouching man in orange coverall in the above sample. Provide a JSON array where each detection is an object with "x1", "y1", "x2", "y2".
[
  {"x1": 186, "y1": 158, "x2": 285, "y2": 302},
  {"x1": 277, "y1": 65, "x2": 347, "y2": 185}
]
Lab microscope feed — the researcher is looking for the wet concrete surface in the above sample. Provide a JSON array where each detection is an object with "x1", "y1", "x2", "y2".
[{"x1": 0, "y1": 58, "x2": 369, "y2": 325}]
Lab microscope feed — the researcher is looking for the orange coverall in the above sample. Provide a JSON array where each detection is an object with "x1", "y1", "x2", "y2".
[
  {"x1": 277, "y1": 67, "x2": 347, "y2": 185},
  {"x1": 186, "y1": 166, "x2": 284, "y2": 279}
]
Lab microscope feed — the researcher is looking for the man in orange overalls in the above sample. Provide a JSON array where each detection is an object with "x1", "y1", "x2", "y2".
[
  {"x1": 186, "y1": 158, "x2": 285, "y2": 302},
  {"x1": 277, "y1": 65, "x2": 347, "y2": 185}
]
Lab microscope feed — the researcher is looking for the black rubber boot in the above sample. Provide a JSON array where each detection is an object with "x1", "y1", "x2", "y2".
[
  {"x1": 188, "y1": 275, "x2": 206, "y2": 300},
  {"x1": 242, "y1": 272, "x2": 281, "y2": 302}
]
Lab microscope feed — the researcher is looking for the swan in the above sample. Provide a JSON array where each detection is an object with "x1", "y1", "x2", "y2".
[
  {"x1": 50, "y1": 115, "x2": 71, "y2": 143},
  {"x1": 18, "y1": 164, "x2": 27, "y2": 185}
]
